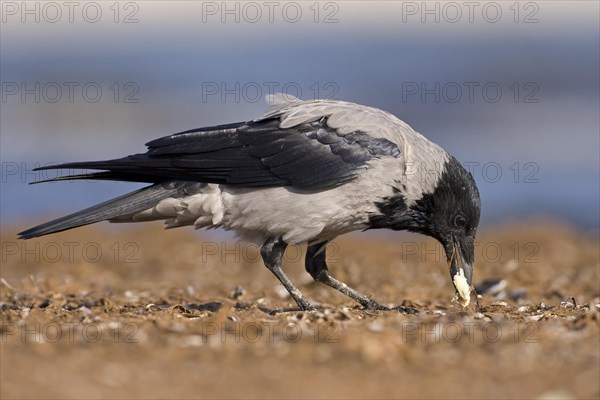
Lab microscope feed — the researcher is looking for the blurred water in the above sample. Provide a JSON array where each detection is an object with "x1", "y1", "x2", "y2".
[{"x1": 1, "y1": 1, "x2": 598, "y2": 231}]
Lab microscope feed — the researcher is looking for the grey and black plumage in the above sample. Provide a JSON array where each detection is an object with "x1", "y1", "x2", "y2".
[{"x1": 19, "y1": 94, "x2": 481, "y2": 311}]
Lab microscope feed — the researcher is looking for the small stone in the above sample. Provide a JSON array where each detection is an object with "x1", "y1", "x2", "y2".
[
  {"x1": 525, "y1": 314, "x2": 544, "y2": 322},
  {"x1": 508, "y1": 289, "x2": 528, "y2": 302},
  {"x1": 474, "y1": 279, "x2": 507, "y2": 296},
  {"x1": 229, "y1": 285, "x2": 245, "y2": 300},
  {"x1": 367, "y1": 321, "x2": 384, "y2": 332},
  {"x1": 234, "y1": 302, "x2": 252, "y2": 310},
  {"x1": 124, "y1": 290, "x2": 139, "y2": 301},
  {"x1": 560, "y1": 300, "x2": 575, "y2": 309},
  {"x1": 79, "y1": 306, "x2": 99, "y2": 322},
  {"x1": 38, "y1": 299, "x2": 51, "y2": 309},
  {"x1": 185, "y1": 302, "x2": 223, "y2": 312},
  {"x1": 146, "y1": 303, "x2": 159, "y2": 310}
]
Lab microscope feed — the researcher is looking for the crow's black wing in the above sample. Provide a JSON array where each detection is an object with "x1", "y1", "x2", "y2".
[{"x1": 33, "y1": 117, "x2": 401, "y2": 190}]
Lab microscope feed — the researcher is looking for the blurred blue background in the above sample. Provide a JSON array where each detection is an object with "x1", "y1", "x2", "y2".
[{"x1": 1, "y1": 1, "x2": 598, "y2": 232}]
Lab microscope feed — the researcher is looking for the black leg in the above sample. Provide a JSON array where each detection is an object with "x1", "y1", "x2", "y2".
[
  {"x1": 305, "y1": 241, "x2": 388, "y2": 311},
  {"x1": 261, "y1": 237, "x2": 316, "y2": 311}
]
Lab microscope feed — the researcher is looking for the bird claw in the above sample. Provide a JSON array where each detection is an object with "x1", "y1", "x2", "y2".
[
  {"x1": 258, "y1": 299, "x2": 317, "y2": 315},
  {"x1": 392, "y1": 306, "x2": 419, "y2": 314},
  {"x1": 362, "y1": 300, "x2": 389, "y2": 311},
  {"x1": 299, "y1": 302, "x2": 318, "y2": 312},
  {"x1": 361, "y1": 301, "x2": 419, "y2": 314}
]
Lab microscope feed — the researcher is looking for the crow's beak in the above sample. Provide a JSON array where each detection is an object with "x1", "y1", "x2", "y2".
[{"x1": 447, "y1": 239, "x2": 473, "y2": 306}]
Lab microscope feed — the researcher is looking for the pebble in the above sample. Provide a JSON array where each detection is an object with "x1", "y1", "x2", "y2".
[
  {"x1": 124, "y1": 290, "x2": 140, "y2": 302},
  {"x1": 525, "y1": 314, "x2": 544, "y2": 322},
  {"x1": 186, "y1": 286, "x2": 196, "y2": 296},
  {"x1": 38, "y1": 299, "x2": 51, "y2": 309},
  {"x1": 367, "y1": 321, "x2": 384, "y2": 332},
  {"x1": 474, "y1": 278, "x2": 507, "y2": 296},
  {"x1": 79, "y1": 306, "x2": 99, "y2": 321},
  {"x1": 560, "y1": 299, "x2": 576, "y2": 308},
  {"x1": 508, "y1": 289, "x2": 528, "y2": 301},
  {"x1": 229, "y1": 285, "x2": 245, "y2": 300}
]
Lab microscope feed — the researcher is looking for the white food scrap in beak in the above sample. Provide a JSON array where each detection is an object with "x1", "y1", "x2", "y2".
[{"x1": 452, "y1": 268, "x2": 471, "y2": 307}]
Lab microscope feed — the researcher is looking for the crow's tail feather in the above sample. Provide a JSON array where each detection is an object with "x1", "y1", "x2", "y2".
[{"x1": 18, "y1": 180, "x2": 198, "y2": 239}]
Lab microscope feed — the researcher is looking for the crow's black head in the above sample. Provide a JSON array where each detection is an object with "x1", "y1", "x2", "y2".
[{"x1": 369, "y1": 156, "x2": 481, "y2": 304}]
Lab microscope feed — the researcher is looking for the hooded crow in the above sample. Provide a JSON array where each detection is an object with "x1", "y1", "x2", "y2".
[{"x1": 19, "y1": 94, "x2": 481, "y2": 311}]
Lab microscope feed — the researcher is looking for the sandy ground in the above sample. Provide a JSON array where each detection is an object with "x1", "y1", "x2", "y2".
[{"x1": 1, "y1": 220, "x2": 598, "y2": 399}]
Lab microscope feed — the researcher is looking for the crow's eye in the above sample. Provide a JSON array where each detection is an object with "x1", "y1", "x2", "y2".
[{"x1": 454, "y1": 215, "x2": 466, "y2": 228}]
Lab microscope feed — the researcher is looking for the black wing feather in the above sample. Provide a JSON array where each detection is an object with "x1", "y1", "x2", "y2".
[{"x1": 33, "y1": 118, "x2": 401, "y2": 190}]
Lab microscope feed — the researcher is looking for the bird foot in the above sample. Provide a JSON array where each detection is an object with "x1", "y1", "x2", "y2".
[
  {"x1": 297, "y1": 299, "x2": 317, "y2": 311},
  {"x1": 391, "y1": 306, "x2": 419, "y2": 314},
  {"x1": 360, "y1": 301, "x2": 418, "y2": 314},
  {"x1": 361, "y1": 300, "x2": 389, "y2": 311},
  {"x1": 258, "y1": 299, "x2": 317, "y2": 315}
]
